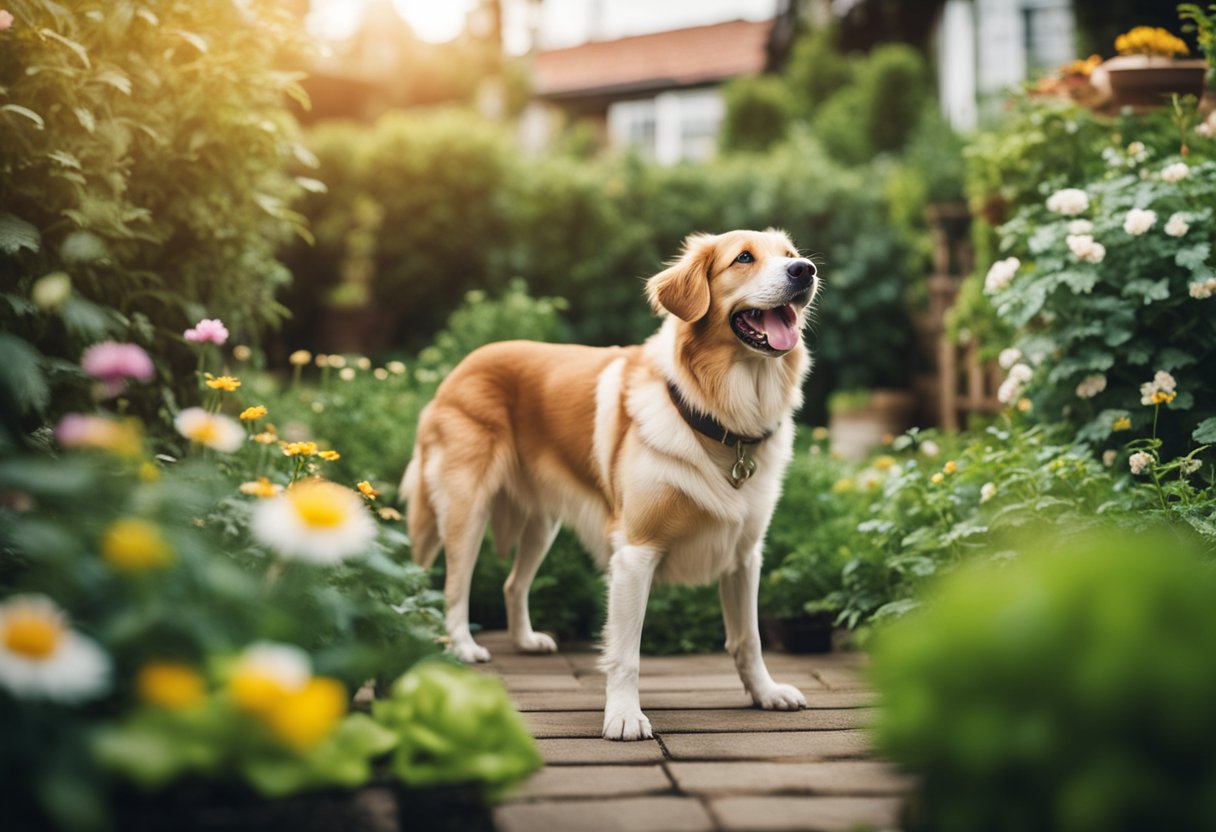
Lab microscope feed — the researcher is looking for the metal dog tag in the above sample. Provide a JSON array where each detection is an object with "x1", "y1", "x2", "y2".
[{"x1": 729, "y1": 441, "x2": 757, "y2": 489}]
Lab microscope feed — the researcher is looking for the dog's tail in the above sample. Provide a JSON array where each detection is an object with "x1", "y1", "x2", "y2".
[{"x1": 401, "y1": 434, "x2": 442, "y2": 570}]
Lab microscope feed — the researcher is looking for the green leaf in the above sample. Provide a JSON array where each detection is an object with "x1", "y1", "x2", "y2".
[
  {"x1": 0, "y1": 213, "x2": 40, "y2": 254},
  {"x1": 1176, "y1": 242, "x2": 1211, "y2": 273},
  {"x1": 1121, "y1": 278, "x2": 1170, "y2": 305},
  {"x1": 1, "y1": 104, "x2": 44, "y2": 130},
  {"x1": 1193, "y1": 418, "x2": 1216, "y2": 444},
  {"x1": 0, "y1": 334, "x2": 49, "y2": 415},
  {"x1": 39, "y1": 28, "x2": 91, "y2": 68}
]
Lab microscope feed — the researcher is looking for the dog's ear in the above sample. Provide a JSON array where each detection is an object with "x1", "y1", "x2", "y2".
[{"x1": 646, "y1": 234, "x2": 716, "y2": 322}]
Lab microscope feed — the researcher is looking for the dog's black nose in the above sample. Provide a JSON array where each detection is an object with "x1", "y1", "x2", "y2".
[{"x1": 786, "y1": 259, "x2": 815, "y2": 290}]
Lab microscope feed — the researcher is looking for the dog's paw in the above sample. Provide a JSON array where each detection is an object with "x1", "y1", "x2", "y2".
[
  {"x1": 602, "y1": 706, "x2": 653, "y2": 741},
  {"x1": 514, "y1": 631, "x2": 558, "y2": 654},
  {"x1": 753, "y1": 682, "x2": 807, "y2": 711},
  {"x1": 450, "y1": 641, "x2": 492, "y2": 663}
]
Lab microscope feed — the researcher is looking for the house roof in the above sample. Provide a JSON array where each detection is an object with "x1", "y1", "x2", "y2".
[{"x1": 533, "y1": 19, "x2": 774, "y2": 100}]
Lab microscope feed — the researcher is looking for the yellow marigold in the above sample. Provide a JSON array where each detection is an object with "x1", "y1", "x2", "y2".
[
  {"x1": 204, "y1": 373, "x2": 241, "y2": 392},
  {"x1": 282, "y1": 441, "x2": 318, "y2": 457},
  {"x1": 289, "y1": 349, "x2": 312, "y2": 366},
  {"x1": 1115, "y1": 26, "x2": 1188, "y2": 58},
  {"x1": 263, "y1": 676, "x2": 346, "y2": 751},
  {"x1": 240, "y1": 405, "x2": 268, "y2": 421},
  {"x1": 873, "y1": 455, "x2": 897, "y2": 471},
  {"x1": 356, "y1": 480, "x2": 380, "y2": 499},
  {"x1": 137, "y1": 662, "x2": 206, "y2": 710},
  {"x1": 101, "y1": 518, "x2": 173, "y2": 572},
  {"x1": 943, "y1": 460, "x2": 958, "y2": 475},
  {"x1": 1017, "y1": 398, "x2": 1033, "y2": 413},
  {"x1": 1060, "y1": 54, "x2": 1102, "y2": 77},
  {"x1": 318, "y1": 450, "x2": 341, "y2": 461},
  {"x1": 930, "y1": 472, "x2": 945, "y2": 485},
  {"x1": 252, "y1": 424, "x2": 278, "y2": 445},
  {"x1": 1150, "y1": 390, "x2": 1177, "y2": 405},
  {"x1": 1112, "y1": 416, "x2": 1132, "y2": 431},
  {"x1": 240, "y1": 477, "x2": 283, "y2": 499},
  {"x1": 831, "y1": 478, "x2": 855, "y2": 494}
]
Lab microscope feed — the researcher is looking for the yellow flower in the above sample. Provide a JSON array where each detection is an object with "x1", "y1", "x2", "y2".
[
  {"x1": 1017, "y1": 398, "x2": 1033, "y2": 413},
  {"x1": 240, "y1": 405, "x2": 268, "y2": 421},
  {"x1": 1112, "y1": 416, "x2": 1132, "y2": 432},
  {"x1": 0, "y1": 595, "x2": 110, "y2": 703},
  {"x1": 831, "y1": 478, "x2": 856, "y2": 494},
  {"x1": 357, "y1": 480, "x2": 380, "y2": 499},
  {"x1": 328, "y1": 355, "x2": 347, "y2": 369},
  {"x1": 873, "y1": 455, "x2": 897, "y2": 471},
  {"x1": 204, "y1": 373, "x2": 241, "y2": 392},
  {"x1": 139, "y1": 461, "x2": 160, "y2": 482},
  {"x1": 252, "y1": 424, "x2": 278, "y2": 445},
  {"x1": 233, "y1": 345, "x2": 253, "y2": 362},
  {"x1": 943, "y1": 460, "x2": 958, "y2": 475},
  {"x1": 811, "y1": 427, "x2": 830, "y2": 441},
  {"x1": 1150, "y1": 391, "x2": 1177, "y2": 405},
  {"x1": 282, "y1": 441, "x2": 318, "y2": 457},
  {"x1": 101, "y1": 518, "x2": 173, "y2": 572},
  {"x1": 230, "y1": 643, "x2": 310, "y2": 716},
  {"x1": 175, "y1": 408, "x2": 245, "y2": 453},
  {"x1": 263, "y1": 677, "x2": 347, "y2": 751},
  {"x1": 1115, "y1": 26, "x2": 1188, "y2": 58},
  {"x1": 289, "y1": 349, "x2": 312, "y2": 366},
  {"x1": 240, "y1": 477, "x2": 283, "y2": 499},
  {"x1": 386, "y1": 361, "x2": 406, "y2": 375},
  {"x1": 137, "y1": 662, "x2": 206, "y2": 710},
  {"x1": 318, "y1": 450, "x2": 341, "y2": 461},
  {"x1": 378, "y1": 506, "x2": 402, "y2": 521},
  {"x1": 930, "y1": 473, "x2": 945, "y2": 485}
]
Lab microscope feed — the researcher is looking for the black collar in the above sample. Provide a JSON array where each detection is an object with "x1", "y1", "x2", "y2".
[{"x1": 666, "y1": 382, "x2": 774, "y2": 446}]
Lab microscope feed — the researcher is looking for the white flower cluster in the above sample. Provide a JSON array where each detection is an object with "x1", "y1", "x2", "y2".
[
  {"x1": 1189, "y1": 277, "x2": 1216, "y2": 299},
  {"x1": 1161, "y1": 162, "x2": 1189, "y2": 183},
  {"x1": 1164, "y1": 212, "x2": 1190, "y2": 238},
  {"x1": 983, "y1": 257, "x2": 1020, "y2": 294},
  {"x1": 1046, "y1": 188, "x2": 1089, "y2": 216},
  {"x1": 1066, "y1": 234, "x2": 1106, "y2": 263},
  {"x1": 980, "y1": 482, "x2": 997, "y2": 503},
  {"x1": 998, "y1": 347, "x2": 1022, "y2": 369},
  {"x1": 1139, "y1": 370, "x2": 1177, "y2": 405},
  {"x1": 998, "y1": 362, "x2": 1033, "y2": 404},
  {"x1": 1198, "y1": 112, "x2": 1216, "y2": 139},
  {"x1": 1180, "y1": 458, "x2": 1202, "y2": 476},
  {"x1": 1067, "y1": 219, "x2": 1093, "y2": 235},
  {"x1": 1074, "y1": 374, "x2": 1107, "y2": 399},
  {"x1": 1128, "y1": 451, "x2": 1154, "y2": 476},
  {"x1": 1123, "y1": 208, "x2": 1157, "y2": 236}
]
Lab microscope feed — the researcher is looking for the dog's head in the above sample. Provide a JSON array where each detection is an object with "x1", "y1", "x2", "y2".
[{"x1": 646, "y1": 229, "x2": 818, "y2": 358}]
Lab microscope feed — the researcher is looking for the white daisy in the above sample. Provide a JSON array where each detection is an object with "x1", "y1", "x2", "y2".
[
  {"x1": 0, "y1": 595, "x2": 110, "y2": 703},
  {"x1": 175, "y1": 407, "x2": 244, "y2": 453},
  {"x1": 251, "y1": 478, "x2": 376, "y2": 564}
]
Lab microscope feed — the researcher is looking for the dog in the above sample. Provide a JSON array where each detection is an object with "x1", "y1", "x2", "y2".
[{"x1": 401, "y1": 229, "x2": 818, "y2": 740}]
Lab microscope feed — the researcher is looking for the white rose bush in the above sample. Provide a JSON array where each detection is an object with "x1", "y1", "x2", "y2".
[{"x1": 985, "y1": 153, "x2": 1216, "y2": 455}]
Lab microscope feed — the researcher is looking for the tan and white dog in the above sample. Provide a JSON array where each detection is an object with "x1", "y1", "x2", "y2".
[{"x1": 402, "y1": 229, "x2": 818, "y2": 740}]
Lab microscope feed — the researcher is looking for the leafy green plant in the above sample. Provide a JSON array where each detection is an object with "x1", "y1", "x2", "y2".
[{"x1": 872, "y1": 533, "x2": 1216, "y2": 832}]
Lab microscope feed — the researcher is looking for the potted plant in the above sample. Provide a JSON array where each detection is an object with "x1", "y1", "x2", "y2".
[
  {"x1": 828, "y1": 389, "x2": 916, "y2": 461},
  {"x1": 1103, "y1": 25, "x2": 1207, "y2": 107}
]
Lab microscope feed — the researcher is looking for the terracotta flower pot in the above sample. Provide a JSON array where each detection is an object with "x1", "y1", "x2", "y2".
[{"x1": 1105, "y1": 56, "x2": 1207, "y2": 108}]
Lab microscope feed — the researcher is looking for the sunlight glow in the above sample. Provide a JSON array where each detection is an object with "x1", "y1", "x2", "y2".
[{"x1": 392, "y1": 0, "x2": 477, "y2": 43}]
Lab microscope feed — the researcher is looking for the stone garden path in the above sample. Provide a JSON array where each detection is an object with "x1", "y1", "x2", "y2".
[{"x1": 475, "y1": 631, "x2": 910, "y2": 832}]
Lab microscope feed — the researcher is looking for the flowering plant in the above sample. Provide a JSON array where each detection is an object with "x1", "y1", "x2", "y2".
[{"x1": 1114, "y1": 25, "x2": 1191, "y2": 59}]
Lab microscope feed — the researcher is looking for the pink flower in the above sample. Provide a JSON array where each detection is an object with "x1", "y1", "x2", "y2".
[
  {"x1": 80, "y1": 341, "x2": 154, "y2": 398},
  {"x1": 183, "y1": 318, "x2": 229, "y2": 345},
  {"x1": 0, "y1": 11, "x2": 14, "y2": 31}
]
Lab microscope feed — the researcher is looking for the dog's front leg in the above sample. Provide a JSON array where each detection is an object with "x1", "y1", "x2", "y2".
[
  {"x1": 720, "y1": 548, "x2": 807, "y2": 711},
  {"x1": 599, "y1": 544, "x2": 658, "y2": 741}
]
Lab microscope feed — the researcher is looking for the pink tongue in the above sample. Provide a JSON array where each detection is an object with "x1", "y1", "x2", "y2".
[{"x1": 761, "y1": 307, "x2": 799, "y2": 351}]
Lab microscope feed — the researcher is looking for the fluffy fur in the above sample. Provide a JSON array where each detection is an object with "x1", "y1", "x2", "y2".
[{"x1": 401, "y1": 229, "x2": 819, "y2": 739}]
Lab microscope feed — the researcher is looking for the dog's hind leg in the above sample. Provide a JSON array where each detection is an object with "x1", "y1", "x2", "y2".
[
  {"x1": 503, "y1": 514, "x2": 560, "y2": 654},
  {"x1": 441, "y1": 493, "x2": 494, "y2": 663}
]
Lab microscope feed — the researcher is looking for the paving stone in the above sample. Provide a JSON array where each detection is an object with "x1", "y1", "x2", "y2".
[
  {"x1": 667, "y1": 761, "x2": 912, "y2": 796},
  {"x1": 495, "y1": 797, "x2": 714, "y2": 832},
  {"x1": 510, "y1": 689, "x2": 874, "y2": 712},
  {"x1": 535, "y1": 737, "x2": 666, "y2": 764},
  {"x1": 811, "y1": 667, "x2": 870, "y2": 691},
  {"x1": 661, "y1": 730, "x2": 871, "y2": 761},
  {"x1": 650, "y1": 708, "x2": 870, "y2": 734},
  {"x1": 525, "y1": 710, "x2": 605, "y2": 738},
  {"x1": 483, "y1": 655, "x2": 577, "y2": 675},
  {"x1": 575, "y1": 672, "x2": 825, "y2": 692},
  {"x1": 710, "y1": 795, "x2": 903, "y2": 832},
  {"x1": 501, "y1": 673, "x2": 584, "y2": 692},
  {"x1": 507, "y1": 765, "x2": 672, "y2": 801}
]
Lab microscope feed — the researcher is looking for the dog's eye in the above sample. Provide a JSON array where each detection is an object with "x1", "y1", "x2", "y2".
[{"x1": 734, "y1": 251, "x2": 754, "y2": 264}]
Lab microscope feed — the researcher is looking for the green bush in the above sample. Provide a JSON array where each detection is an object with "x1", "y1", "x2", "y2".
[
  {"x1": 718, "y1": 74, "x2": 793, "y2": 153},
  {"x1": 872, "y1": 534, "x2": 1216, "y2": 832},
  {"x1": 0, "y1": 0, "x2": 309, "y2": 423}
]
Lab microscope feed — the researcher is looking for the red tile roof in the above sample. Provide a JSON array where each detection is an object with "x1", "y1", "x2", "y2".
[{"x1": 533, "y1": 19, "x2": 774, "y2": 99}]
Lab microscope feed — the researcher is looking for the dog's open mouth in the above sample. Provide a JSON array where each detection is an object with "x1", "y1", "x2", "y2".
[{"x1": 730, "y1": 304, "x2": 800, "y2": 353}]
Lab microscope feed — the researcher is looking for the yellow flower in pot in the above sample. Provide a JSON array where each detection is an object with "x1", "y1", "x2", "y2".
[{"x1": 1103, "y1": 25, "x2": 1206, "y2": 108}]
